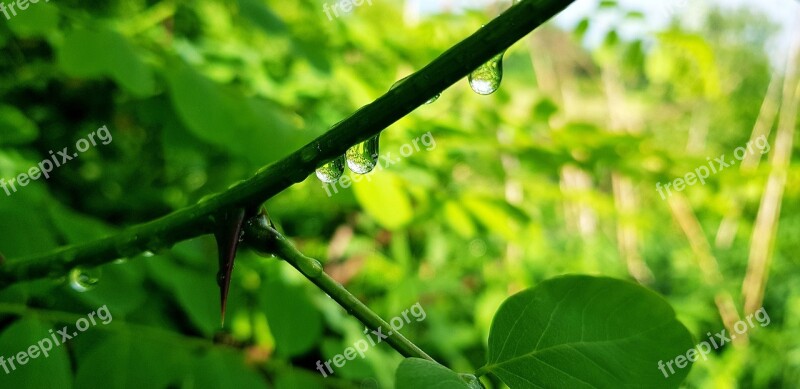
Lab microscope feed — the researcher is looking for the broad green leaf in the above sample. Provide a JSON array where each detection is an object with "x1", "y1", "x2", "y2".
[
  {"x1": 0, "y1": 193, "x2": 58, "y2": 258},
  {"x1": 181, "y1": 349, "x2": 268, "y2": 389},
  {"x1": 48, "y1": 203, "x2": 116, "y2": 244},
  {"x1": 74, "y1": 332, "x2": 190, "y2": 389},
  {"x1": 237, "y1": 0, "x2": 287, "y2": 34},
  {"x1": 261, "y1": 276, "x2": 322, "y2": 357},
  {"x1": 164, "y1": 63, "x2": 303, "y2": 165},
  {"x1": 146, "y1": 258, "x2": 219, "y2": 336},
  {"x1": 58, "y1": 28, "x2": 155, "y2": 97},
  {"x1": 0, "y1": 319, "x2": 72, "y2": 388},
  {"x1": 0, "y1": 105, "x2": 38, "y2": 145},
  {"x1": 480, "y1": 275, "x2": 694, "y2": 388},
  {"x1": 7, "y1": 2, "x2": 59, "y2": 38},
  {"x1": 274, "y1": 369, "x2": 326, "y2": 389},
  {"x1": 352, "y1": 172, "x2": 413, "y2": 230},
  {"x1": 395, "y1": 358, "x2": 471, "y2": 388}
]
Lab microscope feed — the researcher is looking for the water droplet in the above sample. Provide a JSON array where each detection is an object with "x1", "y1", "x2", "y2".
[
  {"x1": 227, "y1": 180, "x2": 246, "y2": 190},
  {"x1": 299, "y1": 259, "x2": 323, "y2": 278},
  {"x1": 142, "y1": 251, "x2": 155, "y2": 257},
  {"x1": 346, "y1": 135, "x2": 380, "y2": 174},
  {"x1": 146, "y1": 237, "x2": 172, "y2": 255},
  {"x1": 216, "y1": 270, "x2": 226, "y2": 288},
  {"x1": 425, "y1": 94, "x2": 440, "y2": 104},
  {"x1": 114, "y1": 236, "x2": 142, "y2": 258},
  {"x1": 197, "y1": 194, "x2": 216, "y2": 204},
  {"x1": 468, "y1": 52, "x2": 504, "y2": 95},
  {"x1": 315, "y1": 156, "x2": 345, "y2": 183},
  {"x1": 459, "y1": 374, "x2": 485, "y2": 389},
  {"x1": 69, "y1": 267, "x2": 101, "y2": 292},
  {"x1": 301, "y1": 147, "x2": 318, "y2": 163}
]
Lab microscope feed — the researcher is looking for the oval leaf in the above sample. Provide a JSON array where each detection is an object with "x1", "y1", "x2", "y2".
[
  {"x1": 0, "y1": 319, "x2": 72, "y2": 388},
  {"x1": 395, "y1": 358, "x2": 472, "y2": 389},
  {"x1": 480, "y1": 275, "x2": 693, "y2": 388}
]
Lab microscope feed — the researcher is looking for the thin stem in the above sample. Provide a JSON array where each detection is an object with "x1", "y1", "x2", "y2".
[
  {"x1": 0, "y1": 0, "x2": 576, "y2": 286},
  {"x1": 247, "y1": 224, "x2": 435, "y2": 362}
]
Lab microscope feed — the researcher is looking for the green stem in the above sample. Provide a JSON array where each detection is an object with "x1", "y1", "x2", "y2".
[
  {"x1": 247, "y1": 223, "x2": 435, "y2": 362},
  {"x1": 0, "y1": 0, "x2": 576, "y2": 285}
]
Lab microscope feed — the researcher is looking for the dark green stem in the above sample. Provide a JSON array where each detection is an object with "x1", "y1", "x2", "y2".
[
  {"x1": 0, "y1": 0, "x2": 576, "y2": 285},
  {"x1": 246, "y1": 223, "x2": 435, "y2": 362}
]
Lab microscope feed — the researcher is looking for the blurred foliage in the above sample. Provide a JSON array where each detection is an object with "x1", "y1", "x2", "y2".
[{"x1": 0, "y1": 0, "x2": 798, "y2": 388}]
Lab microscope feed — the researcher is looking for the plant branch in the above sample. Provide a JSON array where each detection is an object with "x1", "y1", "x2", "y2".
[
  {"x1": 244, "y1": 221, "x2": 435, "y2": 362},
  {"x1": 0, "y1": 0, "x2": 576, "y2": 286}
]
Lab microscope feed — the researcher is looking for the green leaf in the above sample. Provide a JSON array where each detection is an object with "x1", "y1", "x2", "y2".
[
  {"x1": 261, "y1": 275, "x2": 322, "y2": 357},
  {"x1": 573, "y1": 18, "x2": 590, "y2": 40},
  {"x1": 598, "y1": 0, "x2": 617, "y2": 9},
  {"x1": 395, "y1": 358, "x2": 471, "y2": 388},
  {"x1": 146, "y1": 257, "x2": 219, "y2": 336},
  {"x1": 0, "y1": 105, "x2": 39, "y2": 145},
  {"x1": 74, "y1": 332, "x2": 190, "y2": 389},
  {"x1": 237, "y1": 0, "x2": 287, "y2": 34},
  {"x1": 68, "y1": 261, "x2": 147, "y2": 317},
  {"x1": 181, "y1": 349, "x2": 268, "y2": 389},
  {"x1": 164, "y1": 63, "x2": 304, "y2": 165},
  {"x1": 480, "y1": 275, "x2": 694, "y2": 388},
  {"x1": 0, "y1": 194, "x2": 58, "y2": 258},
  {"x1": 352, "y1": 171, "x2": 414, "y2": 230},
  {"x1": 58, "y1": 28, "x2": 155, "y2": 97},
  {"x1": 274, "y1": 369, "x2": 326, "y2": 389},
  {"x1": 0, "y1": 319, "x2": 72, "y2": 388},
  {"x1": 7, "y1": 2, "x2": 59, "y2": 38}
]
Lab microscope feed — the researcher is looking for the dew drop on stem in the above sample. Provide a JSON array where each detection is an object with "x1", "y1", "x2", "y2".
[
  {"x1": 315, "y1": 156, "x2": 345, "y2": 183},
  {"x1": 346, "y1": 134, "x2": 380, "y2": 174},
  {"x1": 299, "y1": 258, "x2": 323, "y2": 278},
  {"x1": 468, "y1": 52, "x2": 505, "y2": 95},
  {"x1": 69, "y1": 267, "x2": 101, "y2": 292}
]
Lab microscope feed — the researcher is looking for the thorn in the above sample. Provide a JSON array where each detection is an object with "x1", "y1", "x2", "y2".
[{"x1": 213, "y1": 207, "x2": 246, "y2": 327}]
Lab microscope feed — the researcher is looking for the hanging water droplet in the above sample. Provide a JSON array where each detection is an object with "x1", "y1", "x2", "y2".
[
  {"x1": 346, "y1": 135, "x2": 380, "y2": 174},
  {"x1": 69, "y1": 267, "x2": 101, "y2": 292},
  {"x1": 114, "y1": 235, "x2": 142, "y2": 258},
  {"x1": 425, "y1": 94, "x2": 440, "y2": 104},
  {"x1": 315, "y1": 156, "x2": 345, "y2": 183},
  {"x1": 468, "y1": 52, "x2": 504, "y2": 95}
]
